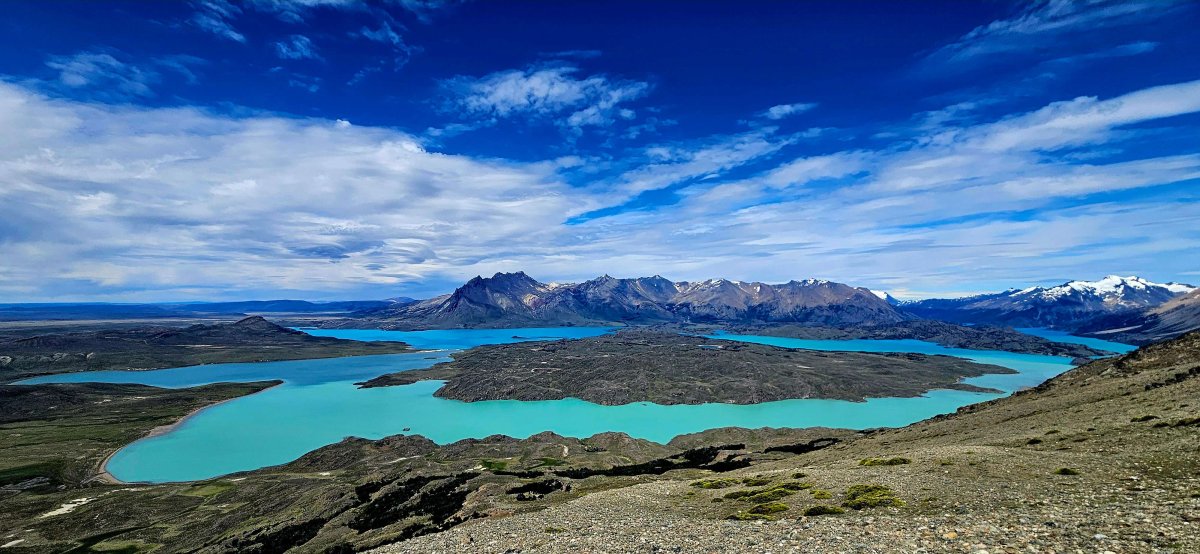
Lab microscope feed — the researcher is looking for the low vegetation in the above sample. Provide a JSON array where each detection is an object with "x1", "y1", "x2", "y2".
[
  {"x1": 724, "y1": 482, "x2": 811, "y2": 502},
  {"x1": 803, "y1": 504, "x2": 846, "y2": 516},
  {"x1": 842, "y1": 484, "x2": 905, "y2": 509},
  {"x1": 858, "y1": 456, "x2": 912, "y2": 466}
]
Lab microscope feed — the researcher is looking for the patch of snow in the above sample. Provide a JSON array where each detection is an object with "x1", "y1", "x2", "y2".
[
  {"x1": 1166, "y1": 282, "x2": 1197, "y2": 294},
  {"x1": 1, "y1": 539, "x2": 26, "y2": 548},
  {"x1": 39, "y1": 497, "x2": 95, "y2": 518},
  {"x1": 1029, "y1": 275, "x2": 1192, "y2": 302}
]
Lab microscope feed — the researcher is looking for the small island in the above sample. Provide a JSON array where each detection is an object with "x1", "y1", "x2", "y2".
[{"x1": 359, "y1": 330, "x2": 1016, "y2": 404}]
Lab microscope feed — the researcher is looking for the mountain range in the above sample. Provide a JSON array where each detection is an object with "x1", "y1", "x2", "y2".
[
  {"x1": 344, "y1": 272, "x2": 906, "y2": 329},
  {"x1": 900, "y1": 275, "x2": 1195, "y2": 331},
  {"x1": 333, "y1": 273, "x2": 1200, "y2": 343}
]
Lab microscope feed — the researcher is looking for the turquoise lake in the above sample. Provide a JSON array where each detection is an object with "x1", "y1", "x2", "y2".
[
  {"x1": 1013, "y1": 327, "x2": 1138, "y2": 354},
  {"x1": 17, "y1": 326, "x2": 1125, "y2": 483}
]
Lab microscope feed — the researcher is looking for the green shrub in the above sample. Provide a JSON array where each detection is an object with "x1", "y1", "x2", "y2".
[
  {"x1": 1131, "y1": 415, "x2": 1159, "y2": 422},
  {"x1": 723, "y1": 481, "x2": 811, "y2": 502},
  {"x1": 803, "y1": 504, "x2": 845, "y2": 516},
  {"x1": 741, "y1": 476, "x2": 773, "y2": 486},
  {"x1": 859, "y1": 457, "x2": 912, "y2": 466},
  {"x1": 1054, "y1": 467, "x2": 1080, "y2": 475},
  {"x1": 1025, "y1": 438, "x2": 1043, "y2": 445},
  {"x1": 810, "y1": 489, "x2": 832, "y2": 499},
  {"x1": 480, "y1": 459, "x2": 508, "y2": 471},
  {"x1": 842, "y1": 484, "x2": 905, "y2": 510},
  {"x1": 792, "y1": 471, "x2": 807, "y2": 479},
  {"x1": 748, "y1": 502, "x2": 789, "y2": 515},
  {"x1": 690, "y1": 477, "x2": 740, "y2": 489}
]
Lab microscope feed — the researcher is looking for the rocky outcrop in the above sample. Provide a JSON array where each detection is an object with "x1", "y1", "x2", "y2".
[{"x1": 359, "y1": 330, "x2": 1014, "y2": 403}]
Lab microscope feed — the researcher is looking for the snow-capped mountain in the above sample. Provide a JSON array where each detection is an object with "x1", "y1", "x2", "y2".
[
  {"x1": 903, "y1": 275, "x2": 1196, "y2": 329},
  {"x1": 869, "y1": 289, "x2": 901, "y2": 306},
  {"x1": 1014, "y1": 275, "x2": 1193, "y2": 309}
]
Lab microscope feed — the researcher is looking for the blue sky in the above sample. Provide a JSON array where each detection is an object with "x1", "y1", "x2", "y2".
[{"x1": 1, "y1": 0, "x2": 1198, "y2": 301}]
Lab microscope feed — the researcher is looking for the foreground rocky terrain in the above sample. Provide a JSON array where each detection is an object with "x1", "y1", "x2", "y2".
[
  {"x1": 0, "y1": 316, "x2": 411, "y2": 381},
  {"x1": 374, "y1": 331, "x2": 1200, "y2": 553},
  {"x1": 359, "y1": 330, "x2": 1014, "y2": 404}
]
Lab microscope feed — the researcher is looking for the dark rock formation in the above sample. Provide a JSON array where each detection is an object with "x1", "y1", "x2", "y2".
[{"x1": 359, "y1": 330, "x2": 1015, "y2": 404}]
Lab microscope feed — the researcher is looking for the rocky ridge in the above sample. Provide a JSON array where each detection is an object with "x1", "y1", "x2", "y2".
[{"x1": 332, "y1": 272, "x2": 907, "y2": 329}]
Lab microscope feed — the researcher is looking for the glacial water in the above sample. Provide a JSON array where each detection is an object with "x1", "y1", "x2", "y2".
[
  {"x1": 17, "y1": 327, "x2": 1128, "y2": 483},
  {"x1": 1014, "y1": 327, "x2": 1138, "y2": 355}
]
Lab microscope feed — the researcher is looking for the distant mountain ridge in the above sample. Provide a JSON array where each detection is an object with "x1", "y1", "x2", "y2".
[
  {"x1": 902, "y1": 275, "x2": 1195, "y2": 329},
  {"x1": 0, "y1": 299, "x2": 399, "y2": 321},
  {"x1": 1072, "y1": 289, "x2": 1200, "y2": 345},
  {"x1": 347, "y1": 272, "x2": 907, "y2": 329}
]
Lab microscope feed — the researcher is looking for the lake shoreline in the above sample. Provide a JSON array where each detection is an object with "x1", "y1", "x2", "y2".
[{"x1": 96, "y1": 381, "x2": 285, "y2": 485}]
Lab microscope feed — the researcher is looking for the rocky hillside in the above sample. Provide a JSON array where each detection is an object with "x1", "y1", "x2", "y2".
[
  {"x1": 336, "y1": 272, "x2": 907, "y2": 329},
  {"x1": 903, "y1": 275, "x2": 1194, "y2": 329},
  {"x1": 1074, "y1": 289, "x2": 1200, "y2": 345}
]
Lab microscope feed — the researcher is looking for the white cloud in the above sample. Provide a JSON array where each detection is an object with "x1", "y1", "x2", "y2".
[
  {"x1": 46, "y1": 52, "x2": 159, "y2": 98},
  {"x1": 2, "y1": 77, "x2": 1197, "y2": 301},
  {"x1": 0, "y1": 82, "x2": 583, "y2": 300},
  {"x1": 968, "y1": 80, "x2": 1200, "y2": 152},
  {"x1": 274, "y1": 35, "x2": 322, "y2": 60},
  {"x1": 357, "y1": 22, "x2": 415, "y2": 70},
  {"x1": 442, "y1": 65, "x2": 651, "y2": 133},
  {"x1": 191, "y1": 0, "x2": 246, "y2": 42},
  {"x1": 762, "y1": 102, "x2": 816, "y2": 120},
  {"x1": 930, "y1": 0, "x2": 1184, "y2": 64}
]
